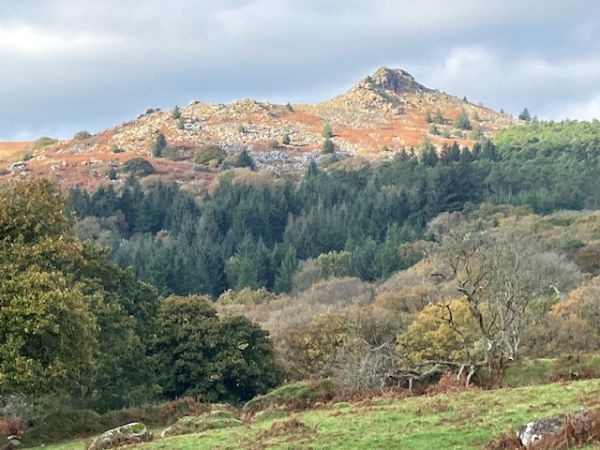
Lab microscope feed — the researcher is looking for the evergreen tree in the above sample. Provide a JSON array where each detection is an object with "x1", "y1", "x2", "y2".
[
  {"x1": 433, "y1": 109, "x2": 445, "y2": 124},
  {"x1": 322, "y1": 122, "x2": 333, "y2": 138},
  {"x1": 274, "y1": 246, "x2": 298, "y2": 293},
  {"x1": 236, "y1": 148, "x2": 255, "y2": 169},
  {"x1": 321, "y1": 138, "x2": 335, "y2": 154},
  {"x1": 171, "y1": 105, "x2": 181, "y2": 119},
  {"x1": 453, "y1": 109, "x2": 472, "y2": 130},
  {"x1": 424, "y1": 110, "x2": 433, "y2": 123},
  {"x1": 518, "y1": 107, "x2": 531, "y2": 121},
  {"x1": 150, "y1": 132, "x2": 167, "y2": 157}
]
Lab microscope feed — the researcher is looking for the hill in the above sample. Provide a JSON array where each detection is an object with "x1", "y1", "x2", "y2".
[
  {"x1": 33, "y1": 378, "x2": 600, "y2": 449},
  {"x1": 0, "y1": 67, "x2": 517, "y2": 191}
]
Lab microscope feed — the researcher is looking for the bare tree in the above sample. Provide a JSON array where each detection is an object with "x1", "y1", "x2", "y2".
[{"x1": 433, "y1": 225, "x2": 580, "y2": 372}]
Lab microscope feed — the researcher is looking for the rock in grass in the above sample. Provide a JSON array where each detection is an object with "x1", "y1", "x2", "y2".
[
  {"x1": 160, "y1": 411, "x2": 242, "y2": 438},
  {"x1": 87, "y1": 422, "x2": 150, "y2": 449},
  {"x1": 517, "y1": 408, "x2": 590, "y2": 447}
]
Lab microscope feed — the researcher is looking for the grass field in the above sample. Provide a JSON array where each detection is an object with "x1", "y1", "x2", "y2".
[{"x1": 34, "y1": 378, "x2": 600, "y2": 450}]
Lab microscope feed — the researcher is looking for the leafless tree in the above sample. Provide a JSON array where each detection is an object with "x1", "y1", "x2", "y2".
[{"x1": 433, "y1": 225, "x2": 581, "y2": 371}]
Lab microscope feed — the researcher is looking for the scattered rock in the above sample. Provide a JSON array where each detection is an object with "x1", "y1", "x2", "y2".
[
  {"x1": 9, "y1": 161, "x2": 27, "y2": 172},
  {"x1": 87, "y1": 422, "x2": 150, "y2": 449}
]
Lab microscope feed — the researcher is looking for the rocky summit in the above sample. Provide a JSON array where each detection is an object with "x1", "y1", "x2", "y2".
[{"x1": 0, "y1": 67, "x2": 518, "y2": 191}]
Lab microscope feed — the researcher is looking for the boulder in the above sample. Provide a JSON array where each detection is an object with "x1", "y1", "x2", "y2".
[
  {"x1": 0, "y1": 435, "x2": 20, "y2": 450},
  {"x1": 160, "y1": 411, "x2": 241, "y2": 438},
  {"x1": 518, "y1": 408, "x2": 590, "y2": 447},
  {"x1": 87, "y1": 422, "x2": 150, "y2": 449}
]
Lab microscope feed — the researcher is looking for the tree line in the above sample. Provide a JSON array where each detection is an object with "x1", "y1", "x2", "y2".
[{"x1": 69, "y1": 121, "x2": 600, "y2": 298}]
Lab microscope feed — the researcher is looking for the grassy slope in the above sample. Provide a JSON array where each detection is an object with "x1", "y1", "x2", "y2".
[
  {"x1": 0, "y1": 141, "x2": 31, "y2": 162},
  {"x1": 37, "y1": 378, "x2": 600, "y2": 450}
]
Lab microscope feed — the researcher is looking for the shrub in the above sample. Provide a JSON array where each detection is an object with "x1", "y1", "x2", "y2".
[
  {"x1": 194, "y1": 144, "x2": 225, "y2": 165},
  {"x1": 152, "y1": 295, "x2": 283, "y2": 403},
  {"x1": 22, "y1": 149, "x2": 33, "y2": 161},
  {"x1": 321, "y1": 138, "x2": 335, "y2": 154},
  {"x1": 150, "y1": 133, "x2": 167, "y2": 157},
  {"x1": 282, "y1": 133, "x2": 291, "y2": 145},
  {"x1": 218, "y1": 287, "x2": 272, "y2": 305},
  {"x1": 236, "y1": 124, "x2": 246, "y2": 133},
  {"x1": 31, "y1": 137, "x2": 55, "y2": 150},
  {"x1": 235, "y1": 149, "x2": 255, "y2": 169},
  {"x1": 171, "y1": 105, "x2": 181, "y2": 120},
  {"x1": 322, "y1": 122, "x2": 333, "y2": 138},
  {"x1": 73, "y1": 130, "x2": 92, "y2": 140},
  {"x1": 424, "y1": 110, "x2": 433, "y2": 123},
  {"x1": 110, "y1": 144, "x2": 123, "y2": 153},
  {"x1": 120, "y1": 158, "x2": 155, "y2": 176},
  {"x1": 453, "y1": 109, "x2": 472, "y2": 130}
]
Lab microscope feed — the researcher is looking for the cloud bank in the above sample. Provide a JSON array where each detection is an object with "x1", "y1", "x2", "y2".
[{"x1": 1, "y1": 0, "x2": 599, "y2": 138}]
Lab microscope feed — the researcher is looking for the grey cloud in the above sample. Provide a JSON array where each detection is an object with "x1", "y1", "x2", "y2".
[{"x1": 1, "y1": 0, "x2": 599, "y2": 138}]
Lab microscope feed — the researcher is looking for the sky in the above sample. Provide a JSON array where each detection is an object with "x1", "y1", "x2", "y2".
[{"x1": 1, "y1": 0, "x2": 600, "y2": 139}]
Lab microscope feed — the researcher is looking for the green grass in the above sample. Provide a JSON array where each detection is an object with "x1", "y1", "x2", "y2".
[{"x1": 33, "y1": 378, "x2": 600, "y2": 450}]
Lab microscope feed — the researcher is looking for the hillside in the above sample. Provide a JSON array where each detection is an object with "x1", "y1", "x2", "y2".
[
  {"x1": 33, "y1": 378, "x2": 600, "y2": 450},
  {"x1": 0, "y1": 67, "x2": 517, "y2": 191}
]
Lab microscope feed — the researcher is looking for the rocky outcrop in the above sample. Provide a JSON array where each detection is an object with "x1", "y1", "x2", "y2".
[
  {"x1": 87, "y1": 422, "x2": 151, "y2": 449},
  {"x1": 517, "y1": 408, "x2": 590, "y2": 447}
]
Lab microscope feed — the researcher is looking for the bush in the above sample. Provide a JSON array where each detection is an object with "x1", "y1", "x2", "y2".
[
  {"x1": 235, "y1": 149, "x2": 255, "y2": 169},
  {"x1": 322, "y1": 122, "x2": 333, "y2": 138},
  {"x1": 453, "y1": 109, "x2": 472, "y2": 130},
  {"x1": 282, "y1": 133, "x2": 291, "y2": 145},
  {"x1": 31, "y1": 137, "x2": 55, "y2": 150},
  {"x1": 321, "y1": 138, "x2": 335, "y2": 154},
  {"x1": 152, "y1": 295, "x2": 283, "y2": 403},
  {"x1": 150, "y1": 133, "x2": 167, "y2": 157},
  {"x1": 120, "y1": 158, "x2": 155, "y2": 176},
  {"x1": 73, "y1": 130, "x2": 92, "y2": 140},
  {"x1": 194, "y1": 144, "x2": 225, "y2": 165},
  {"x1": 171, "y1": 105, "x2": 181, "y2": 120},
  {"x1": 110, "y1": 144, "x2": 123, "y2": 153},
  {"x1": 433, "y1": 110, "x2": 445, "y2": 124},
  {"x1": 22, "y1": 149, "x2": 33, "y2": 161}
]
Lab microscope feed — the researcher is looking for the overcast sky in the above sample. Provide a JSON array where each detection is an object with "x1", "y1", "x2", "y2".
[{"x1": 1, "y1": 0, "x2": 600, "y2": 139}]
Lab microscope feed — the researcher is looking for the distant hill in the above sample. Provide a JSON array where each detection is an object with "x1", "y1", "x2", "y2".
[{"x1": 0, "y1": 67, "x2": 518, "y2": 190}]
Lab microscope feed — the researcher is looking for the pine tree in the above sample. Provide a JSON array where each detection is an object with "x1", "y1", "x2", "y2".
[
  {"x1": 171, "y1": 105, "x2": 181, "y2": 119},
  {"x1": 322, "y1": 122, "x2": 333, "y2": 138},
  {"x1": 453, "y1": 109, "x2": 472, "y2": 130},
  {"x1": 150, "y1": 132, "x2": 167, "y2": 157},
  {"x1": 424, "y1": 110, "x2": 433, "y2": 123},
  {"x1": 518, "y1": 107, "x2": 531, "y2": 121},
  {"x1": 321, "y1": 138, "x2": 335, "y2": 154},
  {"x1": 274, "y1": 246, "x2": 298, "y2": 293},
  {"x1": 236, "y1": 148, "x2": 255, "y2": 169}
]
